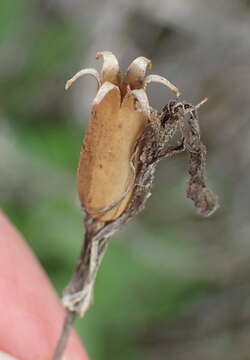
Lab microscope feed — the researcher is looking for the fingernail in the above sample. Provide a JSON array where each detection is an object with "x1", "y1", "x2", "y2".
[{"x1": 0, "y1": 351, "x2": 19, "y2": 360}]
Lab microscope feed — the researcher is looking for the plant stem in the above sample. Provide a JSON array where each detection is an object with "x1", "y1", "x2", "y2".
[{"x1": 52, "y1": 310, "x2": 76, "y2": 360}]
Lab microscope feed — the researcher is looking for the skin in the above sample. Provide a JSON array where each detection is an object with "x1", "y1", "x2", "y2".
[{"x1": 0, "y1": 211, "x2": 89, "y2": 360}]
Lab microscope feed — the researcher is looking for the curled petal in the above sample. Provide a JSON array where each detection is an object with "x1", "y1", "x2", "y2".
[
  {"x1": 144, "y1": 74, "x2": 181, "y2": 97},
  {"x1": 123, "y1": 57, "x2": 152, "y2": 91},
  {"x1": 65, "y1": 68, "x2": 101, "y2": 90},
  {"x1": 96, "y1": 51, "x2": 120, "y2": 86},
  {"x1": 131, "y1": 88, "x2": 151, "y2": 119}
]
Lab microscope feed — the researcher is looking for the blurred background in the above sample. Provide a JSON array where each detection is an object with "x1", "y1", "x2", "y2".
[{"x1": 1, "y1": 0, "x2": 250, "y2": 359}]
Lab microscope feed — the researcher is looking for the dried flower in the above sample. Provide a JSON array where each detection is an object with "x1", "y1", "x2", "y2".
[
  {"x1": 52, "y1": 51, "x2": 219, "y2": 360},
  {"x1": 66, "y1": 51, "x2": 180, "y2": 221}
]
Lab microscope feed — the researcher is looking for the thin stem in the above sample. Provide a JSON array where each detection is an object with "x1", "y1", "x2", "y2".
[{"x1": 52, "y1": 310, "x2": 76, "y2": 360}]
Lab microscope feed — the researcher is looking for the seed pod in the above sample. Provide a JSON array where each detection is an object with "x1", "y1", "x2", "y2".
[{"x1": 66, "y1": 51, "x2": 180, "y2": 221}]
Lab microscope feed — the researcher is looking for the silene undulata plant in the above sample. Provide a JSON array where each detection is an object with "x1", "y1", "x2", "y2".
[{"x1": 52, "y1": 51, "x2": 219, "y2": 360}]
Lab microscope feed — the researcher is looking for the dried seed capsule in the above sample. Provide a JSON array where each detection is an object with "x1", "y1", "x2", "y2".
[{"x1": 66, "y1": 52, "x2": 179, "y2": 221}]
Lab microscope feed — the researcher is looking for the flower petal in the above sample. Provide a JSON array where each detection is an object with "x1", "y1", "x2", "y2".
[
  {"x1": 96, "y1": 51, "x2": 120, "y2": 86},
  {"x1": 65, "y1": 68, "x2": 101, "y2": 90},
  {"x1": 122, "y1": 56, "x2": 152, "y2": 93},
  {"x1": 144, "y1": 74, "x2": 180, "y2": 97}
]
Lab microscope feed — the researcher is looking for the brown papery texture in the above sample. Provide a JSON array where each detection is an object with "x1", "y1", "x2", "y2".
[
  {"x1": 78, "y1": 85, "x2": 146, "y2": 221},
  {"x1": 66, "y1": 52, "x2": 179, "y2": 221}
]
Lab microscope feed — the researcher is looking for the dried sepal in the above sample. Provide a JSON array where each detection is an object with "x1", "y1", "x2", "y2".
[
  {"x1": 92, "y1": 81, "x2": 119, "y2": 105},
  {"x1": 77, "y1": 82, "x2": 122, "y2": 221},
  {"x1": 77, "y1": 82, "x2": 147, "y2": 221}
]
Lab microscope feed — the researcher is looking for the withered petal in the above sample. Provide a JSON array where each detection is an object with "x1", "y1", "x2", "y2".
[
  {"x1": 96, "y1": 51, "x2": 120, "y2": 86},
  {"x1": 122, "y1": 56, "x2": 152, "y2": 92},
  {"x1": 144, "y1": 74, "x2": 181, "y2": 97},
  {"x1": 65, "y1": 68, "x2": 101, "y2": 90}
]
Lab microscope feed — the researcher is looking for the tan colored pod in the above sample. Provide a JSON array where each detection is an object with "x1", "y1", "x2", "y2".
[
  {"x1": 78, "y1": 83, "x2": 146, "y2": 220},
  {"x1": 66, "y1": 52, "x2": 180, "y2": 221}
]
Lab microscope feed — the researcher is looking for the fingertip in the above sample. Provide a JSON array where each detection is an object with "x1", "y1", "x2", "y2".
[{"x1": 0, "y1": 211, "x2": 89, "y2": 360}]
